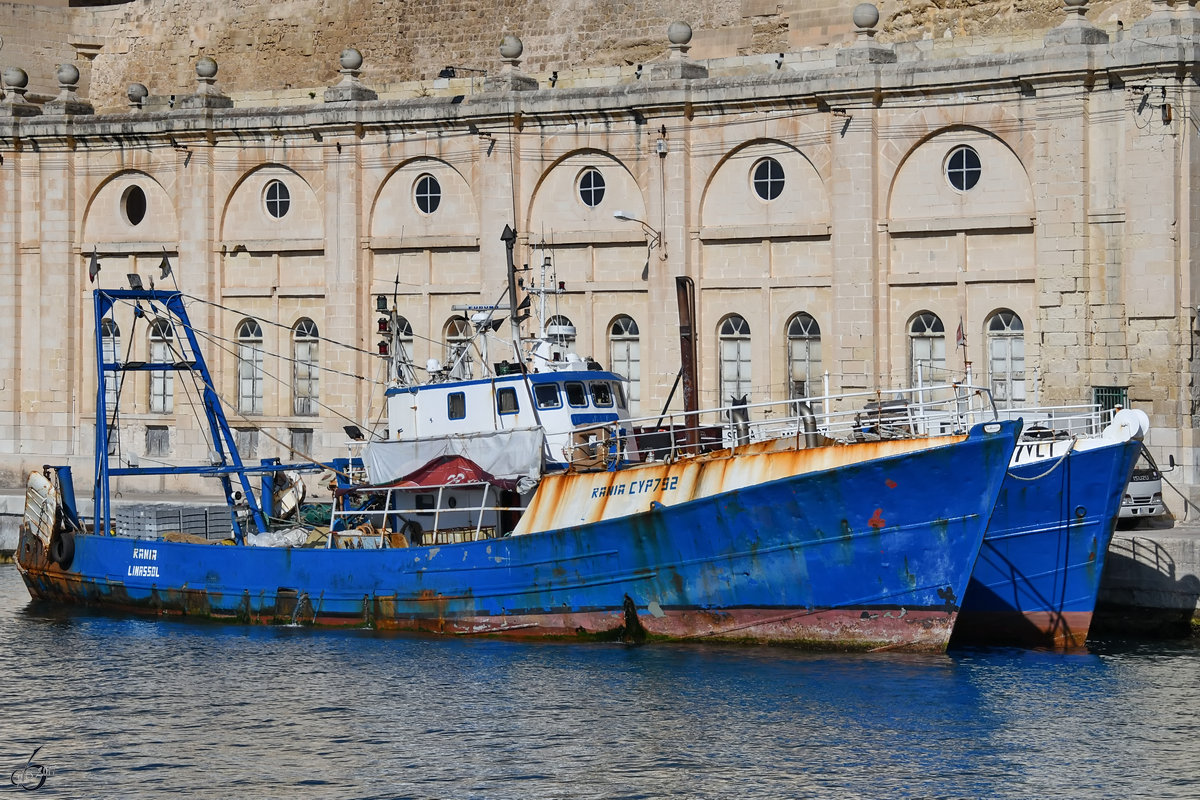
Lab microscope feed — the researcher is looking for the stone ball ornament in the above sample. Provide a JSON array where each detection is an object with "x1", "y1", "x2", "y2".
[
  {"x1": 3, "y1": 66, "x2": 29, "y2": 89},
  {"x1": 127, "y1": 83, "x2": 149, "y2": 104},
  {"x1": 499, "y1": 35, "x2": 523, "y2": 60},
  {"x1": 667, "y1": 21, "x2": 693, "y2": 45},
  {"x1": 340, "y1": 48, "x2": 363, "y2": 71},
  {"x1": 852, "y1": 3, "x2": 880, "y2": 29},
  {"x1": 195, "y1": 56, "x2": 218, "y2": 79},
  {"x1": 56, "y1": 63, "x2": 80, "y2": 87}
]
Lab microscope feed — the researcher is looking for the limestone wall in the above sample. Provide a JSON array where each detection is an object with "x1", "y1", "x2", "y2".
[{"x1": 3, "y1": 0, "x2": 1147, "y2": 112}]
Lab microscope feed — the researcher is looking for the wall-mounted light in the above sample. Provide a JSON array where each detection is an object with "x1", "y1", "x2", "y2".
[
  {"x1": 550, "y1": 71, "x2": 558, "y2": 87},
  {"x1": 614, "y1": 210, "x2": 665, "y2": 279},
  {"x1": 634, "y1": 64, "x2": 643, "y2": 80},
  {"x1": 775, "y1": 53, "x2": 784, "y2": 69}
]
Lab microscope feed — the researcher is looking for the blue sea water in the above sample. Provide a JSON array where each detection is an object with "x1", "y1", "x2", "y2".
[{"x1": 2, "y1": 562, "x2": 1198, "y2": 799}]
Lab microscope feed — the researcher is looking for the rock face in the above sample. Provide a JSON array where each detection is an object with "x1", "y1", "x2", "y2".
[{"x1": 0, "y1": 0, "x2": 1149, "y2": 110}]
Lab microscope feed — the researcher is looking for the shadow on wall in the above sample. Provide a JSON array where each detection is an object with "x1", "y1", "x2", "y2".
[{"x1": 1093, "y1": 534, "x2": 1200, "y2": 637}]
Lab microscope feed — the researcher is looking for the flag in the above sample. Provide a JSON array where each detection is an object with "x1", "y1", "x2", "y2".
[
  {"x1": 956, "y1": 317, "x2": 966, "y2": 349},
  {"x1": 88, "y1": 248, "x2": 100, "y2": 283},
  {"x1": 158, "y1": 247, "x2": 172, "y2": 280}
]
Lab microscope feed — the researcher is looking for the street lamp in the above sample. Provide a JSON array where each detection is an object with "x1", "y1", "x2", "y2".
[{"x1": 613, "y1": 210, "x2": 665, "y2": 280}]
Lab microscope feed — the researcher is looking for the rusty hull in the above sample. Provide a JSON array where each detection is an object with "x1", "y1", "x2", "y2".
[{"x1": 16, "y1": 422, "x2": 1018, "y2": 652}]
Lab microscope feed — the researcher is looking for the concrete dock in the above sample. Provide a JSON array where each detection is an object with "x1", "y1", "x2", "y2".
[{"x1": 1094, "y1": 519, "x2": 1200, "y2": 637}]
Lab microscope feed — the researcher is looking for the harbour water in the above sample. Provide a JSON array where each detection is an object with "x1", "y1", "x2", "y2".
[{"x1": 2, "y1": 563, "x2": 1198, "y2": 799}]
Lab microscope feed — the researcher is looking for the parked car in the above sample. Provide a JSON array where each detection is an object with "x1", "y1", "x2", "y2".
[{"x1": 1119, "y1": 451, "x2": 1174, "y2": 521}]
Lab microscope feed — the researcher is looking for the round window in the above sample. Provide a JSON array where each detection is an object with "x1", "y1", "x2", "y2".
[
  {"x1": 122, "y1": 185, "x2": 147, "y2": 226},
  {"x1": 752, "y1": 158, "x2": 785, "y2": 201},
  {"x1": 578, "y1": 168, "x2": 605, "y2": 208},
  {"x1": 265, "y1": 179, "x2": 291, "y2": 219},
  {"x1": 415, "y1": 174, "x2": 442, "y2": 214},
  {"x1": 946, "y1": 146, "x2": 982, "y2": 192}
]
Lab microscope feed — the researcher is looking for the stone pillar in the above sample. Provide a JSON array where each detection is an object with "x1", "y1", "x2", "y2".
[
  {"x1": 649, "y1": 22, "x2": 709, "y2": 81},
  {"x1": 324, "y1": 48, "x2": 378, "y2": 103},
  {"x1": 1, "y1": 68, "x2": 40, "y2": 118},
  {"x1": 483, "y1": 36, "x2": 538, "y2": 92},
  {"x1": 177, "y1": 57, "x2": 234, "y2": 110},
  {"x1": 1044, "y1": 0, "x2": 1110, "y2": 45}
]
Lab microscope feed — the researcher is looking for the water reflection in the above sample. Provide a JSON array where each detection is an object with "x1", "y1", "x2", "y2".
[{"x1": 2, "y1": 565, "x2": 1198, "y2": 799}]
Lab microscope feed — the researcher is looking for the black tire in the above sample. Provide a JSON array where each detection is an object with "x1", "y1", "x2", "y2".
[{"x1": 50, "y1": 529, "x2": 75, "y2": 569}]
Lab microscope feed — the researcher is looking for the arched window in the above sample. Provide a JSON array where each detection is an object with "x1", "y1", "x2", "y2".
[
  {"x1": 718, "y1": 315, "x2": 752, "y2": 404},
  {"x1": 292, "y1": 318, "x2": 319, "y2": 416},
  {"x1": 909, "y1": 312, "x2": 946, "y2": 385},
  {"x1": 546, "y1": 315, "x2": 576, "y2": 363},
  {"x1": 786, "y1": 312, "x2": 821, "y2": 400},
  {"x1": 609, "y1": 315, "x2": 640, "y2": 414},
  {"x1": 237, "y1": 319, "x2": 264, "y2": 415},
  {"x1": 444, "y1": 316, "x2": 473, "y2": 379},
  {"x1": 100, "y1": 318, "x2": 121, "y2": 412},
  {"x1": 987, "y1": 310, "x2": 1025, "y2": 406},
  {"x1": 946, "y1": 146, "x2": 982, "y2": 192},
  {"x1": 148, "y1": 319, "x2": 174, "y2": 414}
]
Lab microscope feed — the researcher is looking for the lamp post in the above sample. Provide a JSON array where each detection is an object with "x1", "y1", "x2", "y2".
[{"x1": 613, "y1": 210, "x2": 665, "y2": 281}]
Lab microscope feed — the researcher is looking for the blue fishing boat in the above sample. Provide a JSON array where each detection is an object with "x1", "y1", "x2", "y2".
[
  {"x1": 950, "y1": 411, "x2": 1145, "y2": 649},
  {"x1": 13, "y1": 235, "x2": 1021, "y2": 651}
]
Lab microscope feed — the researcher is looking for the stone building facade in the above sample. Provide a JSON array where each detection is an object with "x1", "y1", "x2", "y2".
[{"x1": 0, "y1": 2, "x2": 1196, "y2": 504}]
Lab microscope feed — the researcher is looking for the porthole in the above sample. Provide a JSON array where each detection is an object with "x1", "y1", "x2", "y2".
[
  {"x1": 752, "y1": 157, "x2": 785, "y2": 201},
  {"x1": 122, "y1": 185, "x2": 147, "y2": 226},
  {"x1": 578, "y1": 168, "x2": 605, "y2": 208},
  {"x1": 415, "y1": 174, "x2": 442, "y2": 214},
  {"x1": 946, "y1": 146, "x2": 982, "y2": 192},
  {"x1": 265, "y1": 179, "x2": 291, "y2": 219}
]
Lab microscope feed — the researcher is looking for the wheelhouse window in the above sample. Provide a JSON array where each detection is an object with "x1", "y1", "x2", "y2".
[
  {"x1": 265, "y1": 179, "x2": 291, "y2": 219},
  {"x1": 447, "y1": 391, "x2": 466, "y2": 420},
  {"x1": 496, "y1": 387, "x2": 519, "y2": 415},
  {"x1": 292, "y1": 318, "x2": 319, "y2": 416},
  {"x1": 590, "y1": 381, "x2": 614, "y2": 407},
  {"x1": 565, "y1": 381, "x2": 587, "y2": 407},
  {"x1": 909, "y1": 312, "x2": 946, "y2": 385},
  {"x1": 609, "y1": 315, "x2": 640, "y2": 415},
  {"x1": 415, "y1": 174, "x2": 441, "y2": 214},
  {"x1": 236, "y1": 319, "x2": 264, "y2": 415},
  {"x1": 578, "y1": 168, "x2": 605, "y2": 208},
  {"x1": 946, "y1": 146, "x2": 981, "y2": 192},
  {"x1": 987, "y1": 310, "x2": 1025, "y2": 406},
  {"x1": 148, "y1": 318, "x2": 174, "y2": 414},
  {"x1": 718, "y1": 315, "x2": 752, "y2": 405},
  {"x1": 752, "y1": 157, "x2": 785, "y2": 201},
  {"x1": 533, "y1": 383, "x2": 562, "y2": 410},
  {"x1": 786, "y1": 312, "x2": 820, "y2": 401}
]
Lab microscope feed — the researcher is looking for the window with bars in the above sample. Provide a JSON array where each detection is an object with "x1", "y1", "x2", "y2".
[
  {"x1": 987, "y1": 310, "x2": 1025, "y2": 406},
  {"x1": 609, "y1": 315, "x2": 640, "y2": 415},
  {"x1": 237, "y1": 319, "x2": 264, "y2": 415},
  {"x1": 292, "y1": 318, "x2": 319, "y2": 416},
  {"x1": 149, "y1": 319, "x2": 174, "y2": 414},
  {"x1": 909, "y1": 312, "x2": 946, "y2": 385},
  {"x1": 718, "y1": 315, "x2": 752, "y2": 405},
  {"x1": 786, "y1": 312, "x2": 821, "y2": 401}
]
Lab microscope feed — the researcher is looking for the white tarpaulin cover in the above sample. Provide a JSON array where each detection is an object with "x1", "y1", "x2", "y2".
[{"x1": 363, "y1": 428, "x2": 546, "y2": 485}]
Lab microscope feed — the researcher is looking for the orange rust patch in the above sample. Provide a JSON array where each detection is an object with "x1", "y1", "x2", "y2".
[
  {"x1": 885, "y1": 479, "x2": 897, "y2": 489},
  {"x1": 868, "y1": 508, "x2": 886, "y2": 529}
]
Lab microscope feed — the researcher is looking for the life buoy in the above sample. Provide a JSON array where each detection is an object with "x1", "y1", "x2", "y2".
[{"x1": 50, "y1": 529, "x2": 75, "y2": 569}]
